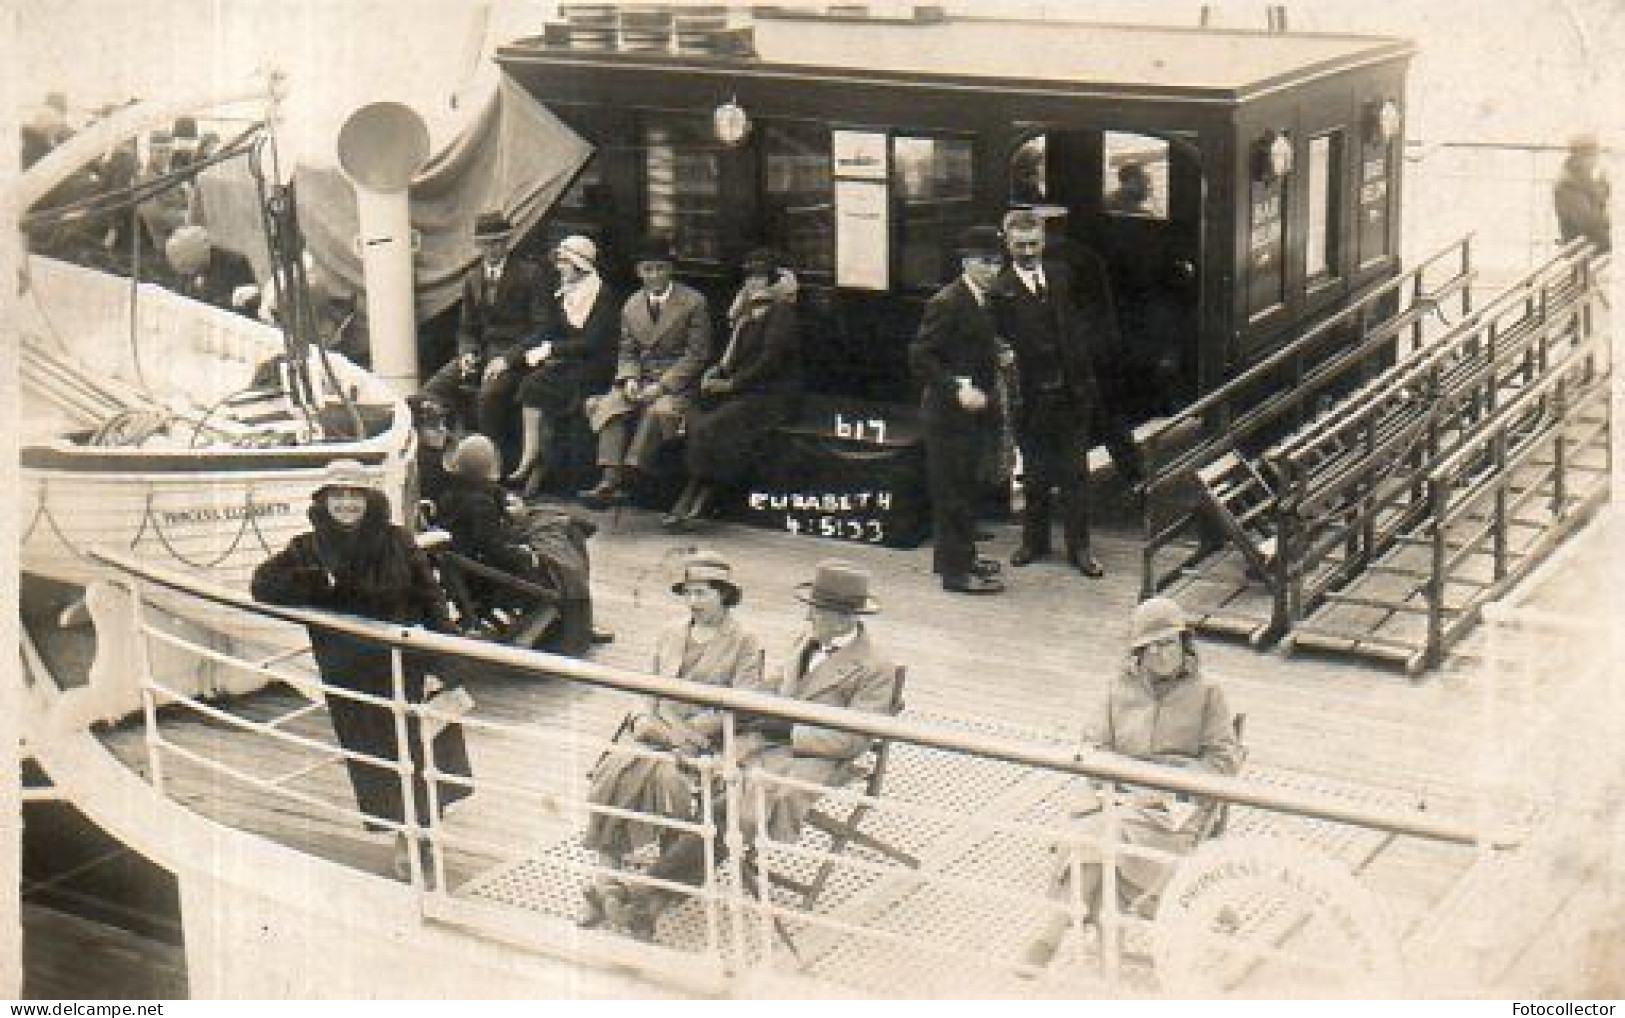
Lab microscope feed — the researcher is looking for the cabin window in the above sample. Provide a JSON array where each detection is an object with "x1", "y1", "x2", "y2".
[
  {"x1": 544, "y1": 158, "x2": 609, "y2": 254},
  {"x1": 1101, "y1": 132, "x2": 1169, "y2": 220},
  {"x1": 762, "y1": 122, "x2": 834, "y2": 276},
  {"x1": 892, "y1": 135, "x2": 974, "y2": 290},
  {"x1": 641, "y1": 115, "x2": 722, "y2": 263},
  {"x1": 1010, "y1": 135, "x2": 1047, "y2": 205},
  {"x1": 1306, "y1": 133, "x2": 1342, "y2": 282}
]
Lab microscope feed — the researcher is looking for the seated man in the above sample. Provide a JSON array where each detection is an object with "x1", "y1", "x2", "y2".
[
  {"x1": 1023, "y1": 596, "x2": 1242, "y2": 971},
  {"x1": 579, "y1": 235, "x2": 711, "y2": 508},
  {"x1": 617, "y1": 559, "x2": 896, "y2": 934},
  {"x1": 421, "y1": 211, "x2": 549, "y2": 444}
]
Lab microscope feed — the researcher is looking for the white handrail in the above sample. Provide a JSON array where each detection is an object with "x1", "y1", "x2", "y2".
[{"x1": 92, "y1": 545, "x2": 1512, "y2": 849}]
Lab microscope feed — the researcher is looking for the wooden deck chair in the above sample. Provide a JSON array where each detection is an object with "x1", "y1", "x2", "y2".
[
  {"x1": 415, "y1": 517, "x2": 562, "y2": 649},
  {"x1": 772, "y1": 665, "x2": 919, "y2": 909}
]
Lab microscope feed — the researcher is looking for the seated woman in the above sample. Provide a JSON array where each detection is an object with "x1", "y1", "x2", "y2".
[
  {"x1": 508, "y1": 235, "x2": 620, "y2": 498},
  {"x1": 580, "y1": 550, "x2": 764, "y2": 940},
  {"x1": 435, "y1": 434, "x2": 597, "y2": 654},
  {"x1": 1022, "y1": 596, "x2": 1242, "y2": 970},
  {"x1": 251, "y1": 459, "x2": 474, "y2": 879},
  {"x1": 664, "y1": 249, "x2": 802, "y2": 530}
]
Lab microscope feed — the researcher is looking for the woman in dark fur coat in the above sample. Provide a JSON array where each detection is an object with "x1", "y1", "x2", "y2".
[{"x1": 251, "y1": 459, "x2": 474, "y2": 877}]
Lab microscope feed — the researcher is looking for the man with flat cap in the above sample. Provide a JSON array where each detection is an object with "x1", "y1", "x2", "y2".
[
  {"x1": 910, "y1": 225, "x2": 1008, "y2": 594},
  {"x1": 423, "y1": 210, "x2": 550, "y2": 445}
]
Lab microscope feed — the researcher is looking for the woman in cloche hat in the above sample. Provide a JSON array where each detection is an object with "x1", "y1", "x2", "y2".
[
  {"x1": 251, "y1": 460, "x2": 474, "y2": 880},
  {"x1": 580, "y1": 548, "x2": 765, "y2": 940},
  {"x1": 1020, "y1": 596, "x2": 1243, "y2": 973},
  {"x1": 509, "y1": 233, "x2": 620, "y2": 498}
]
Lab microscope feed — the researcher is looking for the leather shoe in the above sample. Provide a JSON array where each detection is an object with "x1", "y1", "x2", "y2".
[
  {"x1": 590, "y1": 626, "x2": 616, "y2": 646},
  {"x1": 1070, "y1": 552, "x2": 1105, "y2": 578},
  {"x1": 942, "y1": 574, "x2": 1005, "y2": 595},
  {"x1": 973, "y1": 557, "x2": 1002, "y2": 577},
  {"x1": 1009, "y1": 545, "x2": 1049, "y2": 567},
  {"x1": 975, "y1": 528, "x2": 996, "y2": 541}
]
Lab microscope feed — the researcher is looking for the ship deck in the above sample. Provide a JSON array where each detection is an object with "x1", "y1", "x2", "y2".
[{"x1": 31, "y1": 498, "x2": 1618, "y2": 997}]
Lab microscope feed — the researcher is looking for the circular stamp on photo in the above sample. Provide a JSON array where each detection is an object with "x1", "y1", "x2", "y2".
[{"x1": 1153, "y1": 835, "x2": 1404, "y2": 996}]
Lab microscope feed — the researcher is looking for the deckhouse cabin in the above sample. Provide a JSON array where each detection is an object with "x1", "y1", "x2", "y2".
[{"x1": 500, "y1": 6, "x2": 1414, "y2": 416}]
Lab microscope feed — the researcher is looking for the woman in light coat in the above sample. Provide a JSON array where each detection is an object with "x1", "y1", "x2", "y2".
[
  {"x1": 1022, "y1": 596, "x2": 1243, "y2": 971},
  {"x1": 580, "y1": 550, "x2": 763, "y2": 937}
]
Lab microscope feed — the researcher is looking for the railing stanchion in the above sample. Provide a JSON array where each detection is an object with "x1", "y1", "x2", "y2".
[
  {"x1": 698, "y1": 757, "x2": 723, "y2": 963},
  {"x1": 754, "y1": 770, "x2": 776, "y2": 973},
  {"x1": 720, "y1": 712, "x2": 749, "y2": 975},
  {"x1": 131, "y1": 579, "x2": 166, "y2": 794},
  {"x1": 388, "y1": 644, "x2": 426, "y2": 891},
  {"x1": 1098, "y1": 785, "x2": 1123, "y2": 991},
  {"x1": 421, "y1": 694, "x2": 447, "y2": 897}
]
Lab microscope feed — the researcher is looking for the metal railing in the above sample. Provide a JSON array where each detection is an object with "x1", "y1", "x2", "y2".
[
  {"x1": 92, "y1": 546, "x2": 1522, "y2": 995},
  {"x1": 1140, "y1": 235, "x2": 1475, "y2": 599}
]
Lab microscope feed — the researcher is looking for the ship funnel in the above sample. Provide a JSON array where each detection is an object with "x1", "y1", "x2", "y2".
[{"x1": 337, "y1": 102, "x2": 430, "y2": 395}]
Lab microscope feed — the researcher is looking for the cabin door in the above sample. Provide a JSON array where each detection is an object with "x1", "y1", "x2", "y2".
[{"x1": 1011, "y1": 129, "x2": 1203, "y2": 423}]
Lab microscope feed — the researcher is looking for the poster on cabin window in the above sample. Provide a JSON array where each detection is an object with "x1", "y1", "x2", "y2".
[
  {"x1": 835, "y1": 178, "x2": 890, "y2": 290},
  {"x1": 832, "y1": 129, "x2": 888, "y2": 181}
]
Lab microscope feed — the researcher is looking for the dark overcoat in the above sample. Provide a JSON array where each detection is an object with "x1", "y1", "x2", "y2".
[
  {"x1": 687, "y1": 300, "x2": 801, "y2": 486},
  {"x1": 251, "y1": 489, "x2": 473, "y2": 828}
]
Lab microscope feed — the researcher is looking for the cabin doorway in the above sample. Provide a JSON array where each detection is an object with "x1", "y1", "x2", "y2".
[{"x1": 1010, "y1": 129, "x2": 1203, "y2": 423}]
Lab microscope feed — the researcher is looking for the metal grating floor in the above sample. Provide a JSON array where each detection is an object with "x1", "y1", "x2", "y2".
[{"x1": 455, "y1": 720, "x2": 1427, "y2": 995}]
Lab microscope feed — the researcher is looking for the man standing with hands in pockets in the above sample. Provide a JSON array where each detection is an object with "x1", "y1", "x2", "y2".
[{"x1": 910, "y1": 225, "x2": 1008, "y2": 595}]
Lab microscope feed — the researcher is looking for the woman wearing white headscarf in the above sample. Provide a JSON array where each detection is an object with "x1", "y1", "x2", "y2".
[{"x1": 509, "y1": 235, "x2": 620, "y2": 497}]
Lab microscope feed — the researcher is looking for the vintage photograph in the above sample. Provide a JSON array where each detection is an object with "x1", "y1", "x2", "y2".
[{"x1": 6, "y1": 0, "x2": 1621, "y2": 1000}]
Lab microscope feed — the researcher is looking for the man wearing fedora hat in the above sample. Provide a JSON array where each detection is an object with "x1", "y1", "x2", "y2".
[
  {"x1": 736, "y1": 559, "x2": 896, "y2": 841},
  {"x1": 910, "y1": 224, "x2": 1009, "y2": 595},
  {"x1": 422, "y1": 210, "x2": 550, "y2": 448},
  {"x1": 579, "y1": 234, "x2": 712, "y2": 507},
  {"x1": 623, "y1": 559, "x2": 897, "y2": 926}
]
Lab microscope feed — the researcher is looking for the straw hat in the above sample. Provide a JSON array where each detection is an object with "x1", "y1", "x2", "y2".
[
  {"x1": 316, "y1": 458, "x2": 378, "y2": 494},
  {"x1": 794, "y1": 559, "x2": 879, "y2": 615},
  {"x1": 671, "y1": 548, "x2": 742, "y2": 606}
]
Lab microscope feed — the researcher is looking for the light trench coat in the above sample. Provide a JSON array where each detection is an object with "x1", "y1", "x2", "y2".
[
  {"x1": 1070, "y1": 658, "x2": 1242, "y2": 902},
  {"x1": 582, "y1": 614, "x2": 764, "y2": 857}
]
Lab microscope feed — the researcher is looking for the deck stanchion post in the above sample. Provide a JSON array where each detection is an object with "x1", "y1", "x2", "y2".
[
  {"x1": 1492, "y1": 430, "x2": 1509, "y2": 582},
  {"x1": 1098, "y1": 785, "x2": 1122, "y2": 991},
  {"x1": 421, "y1": 693, "x2": 446, "y2": 896},
  {"x1": 132, "y1": 579, "x2": 166, "y2": 794},
  {"x1": 1066, "y1": 789, "x2": 1088, "y2": 974},
  {"x1": 719, "y1": 712, "x2": 749, "y2": 975},
  {"x1": 698, "y1": 758, "x2": 723, "y2": 962},
  {"x1": 388, "y1": 644, "x2": 425, "y2": 891},
  {"x1": 753, "y1": 773, "x2": 775, "y2": 972}
]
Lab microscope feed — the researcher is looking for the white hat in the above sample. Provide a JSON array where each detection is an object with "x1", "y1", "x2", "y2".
[{"x1": 554, "y1": 234, "x2": 599, "y2": 273}]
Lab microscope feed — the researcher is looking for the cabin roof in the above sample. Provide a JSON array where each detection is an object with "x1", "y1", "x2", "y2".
[{"x1": 499, "y1": 13, "x2": 1414, "y2": 102}]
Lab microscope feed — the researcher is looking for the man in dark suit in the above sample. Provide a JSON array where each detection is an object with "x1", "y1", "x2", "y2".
[
  {"x1": 995, "y1": 209, "x2": 1107, "y2": 577},
  {"x1": 422, "y1": 211, "x2": 550, "y2": 444},
  {"x1": 910, "y1": 226, "x2": 1007, "y2": 595}
]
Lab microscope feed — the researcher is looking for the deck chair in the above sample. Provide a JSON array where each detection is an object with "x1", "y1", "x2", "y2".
[
  {"x1": 770, "y1": 665, "x2": 919, "y2": 909},
  {"x1": 415, "y1": 509, "x2": 562, "y2": 649}
]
